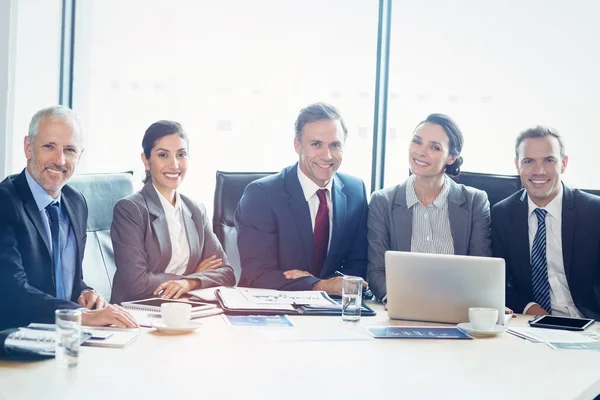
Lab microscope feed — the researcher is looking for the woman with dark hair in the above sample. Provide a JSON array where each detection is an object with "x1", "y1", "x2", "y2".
[
  {"x1": 366, "y1": 113, "x2": 491, "y2": 302},
  {"x1": 110, "y1": 120, "x2": 235, "y2": 303}
]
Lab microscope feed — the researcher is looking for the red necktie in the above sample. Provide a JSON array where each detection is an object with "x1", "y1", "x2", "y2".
[{"x1": 313, "y1": 189, "x2": 329, "y2": 277}]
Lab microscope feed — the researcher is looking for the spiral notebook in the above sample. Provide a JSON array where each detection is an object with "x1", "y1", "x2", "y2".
[{"x1": 121, "y1": 298, "x2": 216, "y2": 314}]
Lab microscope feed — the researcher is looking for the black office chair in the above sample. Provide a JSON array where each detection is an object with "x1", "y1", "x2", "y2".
[
  {"x1": 450, "y1": 171, "x2": 522, "y2": 209},
  {"x1": 69, "y1": 171, "x2": 134, "y2": 301},
  {"x1": 213, "y1": 171, "x2": 275, "y2": 284}
]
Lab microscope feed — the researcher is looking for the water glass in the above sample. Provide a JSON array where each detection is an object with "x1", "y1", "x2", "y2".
[
  {"x1": 342, "y1": 276, "x2": 363, "y2": 322},
  {"x1": 55, "y1": 309, "x2": 82, "y2": 368}
]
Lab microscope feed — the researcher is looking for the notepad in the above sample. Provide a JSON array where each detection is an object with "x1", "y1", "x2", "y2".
[
  {"x1": 127, "y1": 308, "x2": 223, "y2": 328},
  {"x1": 121, "y1": 297, "x2": 216, "y2": 314}
]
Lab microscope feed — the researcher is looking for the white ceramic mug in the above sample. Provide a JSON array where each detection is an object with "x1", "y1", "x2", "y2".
[
  {"x1": 468, "y1": 307, "x2": 498, "y2": 331},
  {"x1": 161, "y1": 303, "x2": 192, "y2": 328}
]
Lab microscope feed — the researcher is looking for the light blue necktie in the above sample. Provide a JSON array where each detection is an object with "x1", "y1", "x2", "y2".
[
  {"x1": 531, "y1": 208, "x2": 551, "y2": 314},
  {"x1": 46, "y1": 201, "x2": 66, "y2": 300}
]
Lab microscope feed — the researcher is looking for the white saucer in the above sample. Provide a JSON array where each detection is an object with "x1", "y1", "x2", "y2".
[
  {"x1": 457, "y1": 323, "x2": 506, "y2": 337},
  {"x1": 152, "y1": 321, "x2": 201, "y2": 334}
]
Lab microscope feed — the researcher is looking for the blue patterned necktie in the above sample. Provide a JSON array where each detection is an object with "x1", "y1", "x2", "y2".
[
  {"x1": 531, "y1": 208, "x2": 551, "y2": 314},
  {"x1": 46, "y1": 201, "x2": 66, "y2": 300}
]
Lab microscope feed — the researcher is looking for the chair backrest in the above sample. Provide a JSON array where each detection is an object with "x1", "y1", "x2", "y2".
[
  {"x1": 69, "y1": 172, "x2": 134, "y2": 301},
  {"x1": 449, "y1": 171, "x2": 523, "y2": 209},
  {"x1": 213, "y1": 171, "x2": 275, "y2": 283}
]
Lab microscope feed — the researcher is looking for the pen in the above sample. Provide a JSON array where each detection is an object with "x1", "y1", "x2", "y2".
[{"x1": 157, "y1": 289, "x2": 165, "y2": 297}]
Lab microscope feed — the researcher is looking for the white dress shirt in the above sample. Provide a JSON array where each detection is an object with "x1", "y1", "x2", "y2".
[
  {"x1": 525, "y1": 189, "x2": 583, "y2": 317},
  {"x1": 297, "y1": 167, "x2": 333, "y2": 250},
  {"x1": 154, "y1": 185, "x2": 190, "y2": 276}
]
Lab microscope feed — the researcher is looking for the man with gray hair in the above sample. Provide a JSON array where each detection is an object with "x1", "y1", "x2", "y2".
[
  {"x1": 0, "y1": 105, "x2": 138, "y2": 329},
  {"x1": 235, "y1": 102, "x2": 368, "y2": 295},
  {"x1": 492, "y1": 126, "x2": 600, "y2": 319}
]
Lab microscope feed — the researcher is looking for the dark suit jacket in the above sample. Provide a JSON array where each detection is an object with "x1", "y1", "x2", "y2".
[
  {"x1": 110, "y1": 183, "x2": 235, "y2": 303},
  {"x1": 234, "y1": 164, "x2": 368, "y2": 290},
  {"x1": 492, "y1": 186, "x2": 600, "y2": 320},
  {"x1": 0, "y1": 170, "x2": 90, "y2": 330},
  {"x1": 367, "y1": 178, "x2": 492, "y2": 300}
]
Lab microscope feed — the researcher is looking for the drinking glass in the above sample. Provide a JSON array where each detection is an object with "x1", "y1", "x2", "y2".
[
  {"x1": 55, "y1": 309, "x2": 82, "y2": 368},
  {"x1": 342, "y1": 276, "x2": 363, "y2": 322}
]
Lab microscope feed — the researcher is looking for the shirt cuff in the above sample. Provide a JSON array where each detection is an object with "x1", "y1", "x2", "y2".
[
  {"x1": 381, "y1": 295, "x2": 387, "y2": 304},
  {"x1": 523, "y1": 302, "x2": 538, "y2": 314}
]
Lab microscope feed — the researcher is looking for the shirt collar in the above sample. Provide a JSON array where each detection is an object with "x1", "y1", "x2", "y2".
[
  {"x1": 25, "y1": 168, "x2": 62, "y2": 212},
  {"x1": 406, "y1": 174, "x2": 450, "y2": 209},
  {"x1": 527, "y1": 183, "x2": 563, "y2": 219},
  {"x1": 297, "y1": 164, "x2": 333, "y2": 201},
  {"x1": 153, "y1": 184, "x2": 182, "y2": 214}
]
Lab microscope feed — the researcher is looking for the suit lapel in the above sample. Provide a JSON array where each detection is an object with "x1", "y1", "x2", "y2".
[
  {"x1": 511, "y1": 190, "x2": 532, "y2": 292},
  {"x1": 561, "y1": 185, "x2": 575, "y2": 279},
  {"x1": 143, "y1": 184, "x2": 172, "y2": 269},
  {"x1": 181, "y1": 199, "x2": 202, "y2": 273},
  {"x1": 447, "y1": 180, "x2": 469, "y2": 255},
  {"x1": 285, "y1": 165, "x2": 313, "y2": 272},
  {"x1": 61, "y1": 193, "x2": 85, "y2": 244},
  {"x1": 392, "y1": 183, "x2": 412, "y2": 251},
  {"x1": 324, "y1": 175, "x2": 345, "y2": 276},
  {"x1": 14, "y1": 171, "x2": 52, "y2": 256}
]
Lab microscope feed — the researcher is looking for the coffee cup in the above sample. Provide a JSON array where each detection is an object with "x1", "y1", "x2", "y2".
[
  {"x1": 161, "y1": 303, "x2": 191, "y2": 328},
  {"x1": 468, "y1": 307, "x2": 498, "y2": 331}
]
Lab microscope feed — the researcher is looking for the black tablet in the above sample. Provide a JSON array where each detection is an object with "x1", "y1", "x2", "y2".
[{"x1": 528, "y1": 315, "x2": 595, "y2": 331}]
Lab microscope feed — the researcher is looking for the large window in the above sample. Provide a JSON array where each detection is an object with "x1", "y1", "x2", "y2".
[
  {"x1": 385, "y1": 1, "x2": 600, "y2": 189},
  {"x1": 5, "y1": 0, "x2": 62, "y2": 175},
  {"x1": 73, "y1": 0, "x2": 378, "y2": 208}
]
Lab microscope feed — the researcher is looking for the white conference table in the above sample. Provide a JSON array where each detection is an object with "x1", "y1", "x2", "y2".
[{"x1": 0, "y1": 303, "x2": 599, "y2": 400}]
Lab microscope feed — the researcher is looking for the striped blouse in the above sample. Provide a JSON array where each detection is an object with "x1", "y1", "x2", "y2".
[{"x1": 406, "y1": 175, "x2": 455, "y2": 254}]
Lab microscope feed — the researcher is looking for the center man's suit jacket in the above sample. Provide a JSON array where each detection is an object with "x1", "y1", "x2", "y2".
[
  {"x1": 110, "y1": 183, "x2": 235, "y2": 304},
  {"x1": 0, "y1": 170, "x2": 90, "y2": 330},
  {"x1": 234, "y1": 164, "x2": 369, "y2": 291},
  {"x1": 367, "y1": 178, "x2": 492, "y2": 300},
  {"x1": 492, "y1": 186, "x2": 600, "y2": 320}
]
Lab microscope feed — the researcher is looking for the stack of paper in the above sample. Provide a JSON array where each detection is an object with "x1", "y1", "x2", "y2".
[{"x1": 508, "y1": 327, "x2": 600, "y2": 350}]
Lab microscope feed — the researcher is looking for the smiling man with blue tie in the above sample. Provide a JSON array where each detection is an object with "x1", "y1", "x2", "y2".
[
  {"x1": 492, "y1": 126, "x2": 600, "y2": 319},
  {"x1": 235, "y1": 103, "x2": 368, "y2": 295},
  {"x1": 0, "y1": 105, "x2": 138, "y2": 330}
]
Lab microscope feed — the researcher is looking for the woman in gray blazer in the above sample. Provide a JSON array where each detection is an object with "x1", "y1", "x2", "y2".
[
  {"x1": 110, "y1": 120, "x2": 235, "y2": 304},
  {"x1": 367, "y1": 114, "x2": 491, "y2": 301}
]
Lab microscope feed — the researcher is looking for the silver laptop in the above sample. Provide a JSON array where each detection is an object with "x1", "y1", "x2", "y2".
[{"x1": 385, "y1": 251, "x2": 505, "y2": 325}]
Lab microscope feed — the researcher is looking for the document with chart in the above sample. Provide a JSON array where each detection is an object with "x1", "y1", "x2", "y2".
[{"x1": 215, "y1": 287, "x2": 376, "y2": 316}]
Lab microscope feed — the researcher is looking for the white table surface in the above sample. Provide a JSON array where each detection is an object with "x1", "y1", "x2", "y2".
[{"x1": 1, "y1": 303, "x2": 599, "y2": 400}]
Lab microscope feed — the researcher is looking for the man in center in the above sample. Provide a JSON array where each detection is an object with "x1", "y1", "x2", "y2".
[{"x1": 235, "y1": 102, "x2": 368, "y2": 295}]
